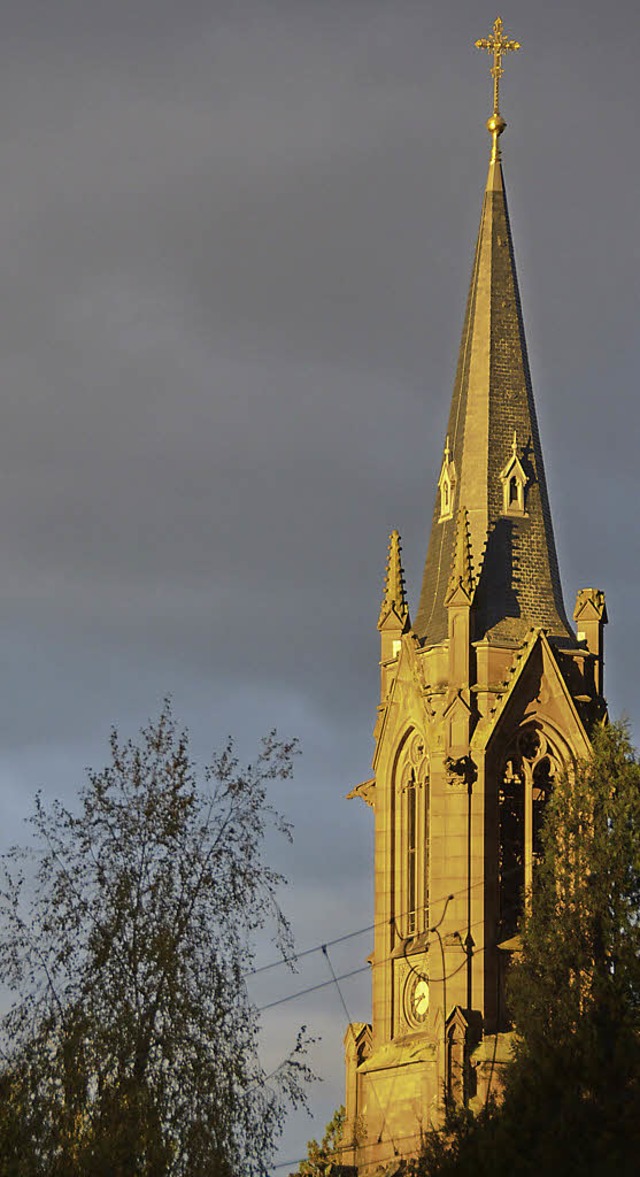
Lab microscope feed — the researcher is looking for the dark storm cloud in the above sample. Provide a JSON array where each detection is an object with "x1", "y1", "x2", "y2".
[{"x1": 0, "y1": 0, "x2": 638, "y2": 1165}]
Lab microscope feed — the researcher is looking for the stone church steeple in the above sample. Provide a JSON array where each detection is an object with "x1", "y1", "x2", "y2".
[
  {"x1": 414, "y1": 146, "x2": 572, "y2": 648},
  {"x1": 343, "y1": 22, "x2": 607, "y2": 1174}
]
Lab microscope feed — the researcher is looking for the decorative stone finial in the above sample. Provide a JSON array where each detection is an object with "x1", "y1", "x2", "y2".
[
  {"x1": 445, "y1": 508, "x2": 474, "y2": 605},
  {"x1": 475, "y1": 17, "x2": 521, "y2": 161},
  {"x1": 378, "y1": 529, "x2": 409, "y2": 630}
]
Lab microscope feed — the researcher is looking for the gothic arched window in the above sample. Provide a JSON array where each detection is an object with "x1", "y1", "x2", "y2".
[
  {"x1": 394, "y1": 732, "x2": 430, "y2": 938},
  {"x1": 498, "y1": 726, "x2": 561, "y2": 941}
]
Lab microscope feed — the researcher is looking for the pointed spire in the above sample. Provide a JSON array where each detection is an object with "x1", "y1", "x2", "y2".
[
  {"x1": 414, "y1": 75, "x2": 572, "y2": 648},
  {"x1": 378, "y1": 530, "x2": 409, "y2": 630},
  {"x1": 445, "y1": 508, "x2": 474, "y2": 606}
]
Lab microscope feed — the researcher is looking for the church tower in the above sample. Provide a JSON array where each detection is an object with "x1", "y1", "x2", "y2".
[{"x1": 343, "y1": 21, "x2": 607, "y2": 1174}]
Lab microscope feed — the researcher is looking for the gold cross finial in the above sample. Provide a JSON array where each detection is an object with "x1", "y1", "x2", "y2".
[{"x1": 475, "y1": 17, "x2": 521, "y2": 160}]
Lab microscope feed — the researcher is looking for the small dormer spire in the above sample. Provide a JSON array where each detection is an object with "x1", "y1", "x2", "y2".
[
  {"x1": 499, "y1": 433, "x2": 528, "y2": 516},
  {"x1": 438, "y1": 438, "x2": 456, "y2": 522},
  {"x1": 378, "y1": 529, "x2": 409, "y2": 630}
]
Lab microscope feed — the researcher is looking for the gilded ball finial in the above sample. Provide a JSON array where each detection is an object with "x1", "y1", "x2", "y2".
[{"x1": 486, "y1": 113, "x2": 506, "y2": 137}]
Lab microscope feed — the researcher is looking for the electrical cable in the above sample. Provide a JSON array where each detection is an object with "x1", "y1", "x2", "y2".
[
  {"x1": 257, "y1": 923, "x2": 488, "y2": 1014},
  {"x1": 244, "y1": 863, "x2": 516, "y2": 982},
  {"x1": 245, "y1": 922, "x2": 375, "y2": 979},
  {"x1": 257, "y1": 964, "x2": 369, "y2": 1012}
]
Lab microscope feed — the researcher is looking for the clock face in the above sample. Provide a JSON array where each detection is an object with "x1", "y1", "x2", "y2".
[{"x1": 405, "y1": 974, "x2": 429, "y2": 1025}]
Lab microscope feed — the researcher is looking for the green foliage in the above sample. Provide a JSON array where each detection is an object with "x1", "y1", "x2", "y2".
[
  {"x1": 502, "y1": 719, "x2": 640, "y2": 1173},
  {"x1": 0, "y1": 702, "x2": 313, "y2": 1176},
  {"x1": 511, "y1": 719, "x2": 640, "y2": 1045},
  {"x1": 288, "y1": 1105, "x2": 351, "y2": 1176},
  {"x1": 408, "y1": 720, "x2": 640, "y2": 1176},
  {"x1": 404, "y1": 1103, "x2": 498, "y2": 1177}
]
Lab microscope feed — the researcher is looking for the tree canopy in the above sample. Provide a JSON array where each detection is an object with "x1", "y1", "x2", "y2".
[{"x1": 0, "y1": 702, "x2": 313, "y2": 1176}]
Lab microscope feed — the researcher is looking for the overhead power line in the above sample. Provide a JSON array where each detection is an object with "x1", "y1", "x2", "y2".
[
  {"x1": 244, "y1": 868, "x2": 503, "y2": 981},
  {"x1": 246, "y1": 922, "x2": 374, "y2": 979},
  {"x1": 258, "y1": 964, "x2": 369, "y2": 1012},
  {"x1": 257, "y1": 919, "x2": 487, "y2": 1013}
]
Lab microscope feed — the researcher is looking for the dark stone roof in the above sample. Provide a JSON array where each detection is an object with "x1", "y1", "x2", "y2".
[{"x1": 414, "y1": 156, "x2": 573, "y2": 647}]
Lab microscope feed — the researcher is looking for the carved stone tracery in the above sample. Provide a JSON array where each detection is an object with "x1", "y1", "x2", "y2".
[{"x1": 498, "y1": 724, "x2": 561, "y2": 940}]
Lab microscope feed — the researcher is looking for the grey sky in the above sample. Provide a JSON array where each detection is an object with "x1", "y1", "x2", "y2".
[{"x1": 0, "y1": 0, "x2": 638, "y2": 1168}]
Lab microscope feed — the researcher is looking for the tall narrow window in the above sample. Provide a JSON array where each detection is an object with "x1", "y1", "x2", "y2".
[
  {"x1": 394, "y1": 731, "x2": 430, "y2": 939},
  {"x1": 498, "y1": 758, "x2": 525, "y2": 941},
  {"x1": 498, "y1": 726, "x2": 560, "y2": 942},
  {"x1": 532, "y1": 757, "x2": 553, "y2": 864},
  {"x1": 406, "y1": 771, "x2": 417, "y2": 935}
]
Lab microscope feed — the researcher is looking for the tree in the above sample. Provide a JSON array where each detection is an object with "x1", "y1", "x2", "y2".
[
  {"x1": 502, "y1": 718, "x2": 640, "y2": 1173},
  {"x1": 407, "y1": 720, "x2": 640, "y2": 1176},
  {"x1": 0, "y1": 702, "x2": 313, "y2": 1176},
  {"x1": 288, "y1": 1105, "x2": 349, "y2": 1176}
]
